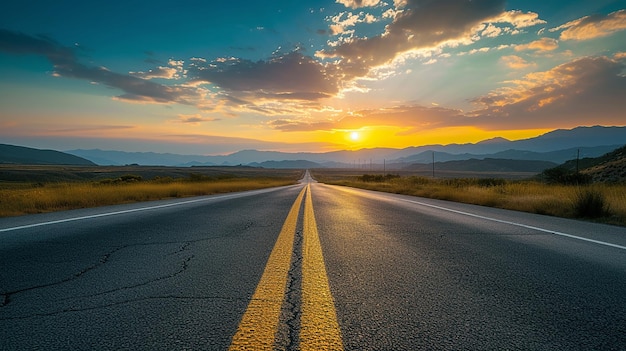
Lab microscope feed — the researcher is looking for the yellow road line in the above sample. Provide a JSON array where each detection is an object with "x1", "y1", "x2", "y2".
[
  {"x1": 301, "y1": 184, "x2": 344, "y2": 351},
  {"x1": 228, "y1": 186, "x2": 306, "y2": 351}
]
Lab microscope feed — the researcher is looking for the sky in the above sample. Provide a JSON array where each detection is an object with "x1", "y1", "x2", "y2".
[{"x1": 1, "y1": 0, "x2": 625, "y2": 155}]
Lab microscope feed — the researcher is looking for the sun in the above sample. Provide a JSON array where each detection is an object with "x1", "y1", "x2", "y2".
[{"x1": 350, "y1": 131, "x2": 359, "y2": 141}]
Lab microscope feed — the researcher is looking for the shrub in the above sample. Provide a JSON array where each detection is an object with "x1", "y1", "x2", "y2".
[
  {"x1": 188, "y1": 173, "x2": 214, "y2": 182},
  {"x1": 152, "y1": 176, "x2": 174, "y2": 183},
  {"x1": 541, "y1": 167, "x2": 591, "y2": 185},
  {"x1": 119, "y1": 174, "x2": 143, "y2": 182},
  {"x1": 407, "y1": 176, "x2": 431, "y2": 185},
  {"x1": 477, "y1": 178, "x2": 507, "y2": 187},
  {"x1": 358, "y1": 174, "x2": 400, "y2": 182},
  {"x1": 573, "y1": 188, "x2": 610, "y2": 218}
]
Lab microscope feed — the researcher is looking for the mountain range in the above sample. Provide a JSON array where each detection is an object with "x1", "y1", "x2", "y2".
[
  {"x1": 0, "y1": 144, "x2": 95, "y2": 166},
  {"x1": 65, "y1": 126, "x2": 626, "y2": 168}
]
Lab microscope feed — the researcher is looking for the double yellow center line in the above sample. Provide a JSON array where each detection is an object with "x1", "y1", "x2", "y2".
[{"x1": 229, "y1": 184, "x2": 343, "y2": 351}]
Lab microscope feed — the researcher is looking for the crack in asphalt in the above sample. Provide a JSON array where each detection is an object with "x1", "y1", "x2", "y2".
[
  {"x1": 0, "y1": 295, "x2": 248, "y2": 321},
  {"x1": 0, "y1": 239, "x2": 205, "y2": 312},
  {"x1": 0, "y1": 245, "x2": 125, "y2": 308},
  {"x1": 275, "y1": 228, "x2": 303, "y2": 351},
  {"x1": 58, "y1": 253, "x2": 195, "y2": 303}
]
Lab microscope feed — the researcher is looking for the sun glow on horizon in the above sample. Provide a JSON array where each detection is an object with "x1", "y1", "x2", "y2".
[{"x1": 350, "y1": 131, "x2": 359, "y2": 141}]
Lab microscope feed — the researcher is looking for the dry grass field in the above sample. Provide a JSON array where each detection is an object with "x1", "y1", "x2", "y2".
[
  {"x1": 311, "y1": 169, "x2": 626, "y2": 227},
  {"x1": 0, "y1": 165, "x2": 302, "y2": 217},
  {"x1": 2, "y1": 165, "x2": 624, "y2": 226}
]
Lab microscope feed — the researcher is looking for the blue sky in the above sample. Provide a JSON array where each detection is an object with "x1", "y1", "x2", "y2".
[{"x1": 1, "y1": 0, "x2": 625, "y2": 154}]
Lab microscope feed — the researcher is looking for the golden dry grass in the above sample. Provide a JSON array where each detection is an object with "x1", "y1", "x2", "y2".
[
  {"x1": 314, "y1": 172, "x2": 626, "y2": 226},
  {"x1": 0, "y1": 178, "x2": 295, "y2": 217}
]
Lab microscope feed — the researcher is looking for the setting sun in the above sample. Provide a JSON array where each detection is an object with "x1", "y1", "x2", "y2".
[{"x1": 350, "y1": 131, "x2": 359, "y2": 141}]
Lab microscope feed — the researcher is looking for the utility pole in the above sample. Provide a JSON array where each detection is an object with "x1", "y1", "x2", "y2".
[{"x1": 432, "y1": 151, "x2": 435, "y2": 178}]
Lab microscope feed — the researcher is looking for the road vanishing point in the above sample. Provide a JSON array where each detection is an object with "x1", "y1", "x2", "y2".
[{"x1": 1, "y1": 171, "x2": 625, "y2": 350}]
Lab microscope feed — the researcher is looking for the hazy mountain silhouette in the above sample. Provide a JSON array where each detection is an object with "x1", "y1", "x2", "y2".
[
  {"x1": 247, "y1": 160, "x2": 323, "y2": 169},
  {"x1": 65, "y1": 126, "x2": 625, "y2": 167},
  {"x1": 395, "y1": 146, "x2": 620, "y2": 164},
  {"x1": 405, "y1": 158, "x2": 557, "y2": 173},
  {"x1": 0, "y1": 144, "x2": 96, "y2": 165}
]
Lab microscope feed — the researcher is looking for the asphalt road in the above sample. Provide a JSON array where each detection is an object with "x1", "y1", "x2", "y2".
[{"x1": 1, "y1": 176, "x2": 625, "y2": 350}]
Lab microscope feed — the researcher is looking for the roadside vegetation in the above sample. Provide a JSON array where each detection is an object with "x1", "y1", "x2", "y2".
[
  {"x1": 0, "y1": 170, "x2": 300, "y2": 217},
  {"x1": 312, "y1": 170, "x2": 626, "y2": 227}
]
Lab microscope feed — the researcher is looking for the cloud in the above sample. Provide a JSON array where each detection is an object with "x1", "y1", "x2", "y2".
[
  {"x1": 336, "y1": 0, "x2": 381, "y2": 9},
  {"x1": 500, "y1": 55, "x2": 536, "y2": 69},
  {"x1": 490, "y1": 10, "x2": 546, "y2": 29},
  {"x1": 271, "y1": 55, "x2": 626, "y2": 134},
  {"x1": 176, "y1": 114, "x2": 219, "y2": 125},
  {"x1": 328, "y1": 11, "x2": 379, "y2": 35},
  {"x1": 318, "y1": 0, "x2": 507, "y2": 76},
  {"x1": 551, "y1": 9, "x2": 626, "y2": 41},
  {"x1": 481, "y1": 23, "x2": 504, "y2": 38},
  {"x1": 478, "y1": 11, "x2": 546, "y2": 38},
  {"x1": 130, "y1": 66, "x2": 179, "y2": 79},
  {"x1": 188, "y1": 51, "x2": 338, "y2": 100},
  {"x1": 51, "y1": 125, "x2": 136, "y2": 134},
  {"x1": 269, "y1": 105, "x2": 465, "y2": 132},
  {"x1": 393, "y1": 0, "x2": 408, "y2": 9},
  {"x1": 470, "y1": 56, "x2": 626, "y2": 128},
  {"x1": 0, "y1": 29, "x2": 200, "y2": 105},
  {"x1": 130, "y1": 59, "x2": 187, "y2": 80},
  {"x1": 514, "y1": 37, "x2": 559, "y2": 52}
]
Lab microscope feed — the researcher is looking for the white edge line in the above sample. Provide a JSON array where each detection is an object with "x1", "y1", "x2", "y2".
[
  {"x1": 399, "y1": 198, "x2": 626, "y2": 251},
  {"x1": 0, "y1": 187, "x2": 281, "y2": 233}
]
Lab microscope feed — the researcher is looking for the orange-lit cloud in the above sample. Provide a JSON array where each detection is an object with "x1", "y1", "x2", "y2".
[
  {"x1": 514, "y1": 37, "x2": 559, "y2": 52},
  {"x1": 501, "y1": 55, "x2": 537, "y2": 69},
  {"x1": 269, "y1": 105, "x2": 465, "y2": 133},
  {"x1": 268, "y1": 55, "x2": 626, "y2": 135},
  {"x1": 551, "y1": 9, "x2": 626, "y2": 41},
  {"x1": 490, "y1": 10, "x2": 546, "y2": 29},
  {"x1": 175, "y1": 114, "x2": 219, "y2": 125},
  {"x1": 41, "y1": 125, "x2": 138, "y2": 138},
  {"x1": 130, "y1": 66, "x2": 179, "y2": 80},
  {"x1": 328, "y1": 11, "x2": 378, "y2": 35},
  {"x1": 471, "y1": 56, "x2": 626, "y2": 128},
  {"x1": 337, "y1": 0, "x2": 381, "y2": 9},
  {"x1": 319, "y1": 0, "x2": 507, "y2": 75}
]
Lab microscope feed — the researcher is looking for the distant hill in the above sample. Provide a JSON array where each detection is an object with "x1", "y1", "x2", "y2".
[
  {"x1": 0, "y1": 144, "x2": 96, "y2": 166},
  {"x1": 394, "y1": 146, "x2": 620, "y2": 165},
  {"x1": 385, "y1": 126, "x2": 626, "y2": 159},
  {"x1": 406, "y1": 158, "x2": 557, "y2": 173},
  {"x1": 66, "y1": 149, "x2": 218, "y2": 166},
  {"x1": 568, "y1": 145, "x2": 626, "y2": 183},
  {"x1": 249, "y1": 160, "x2": 323, "y2": 169}
]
